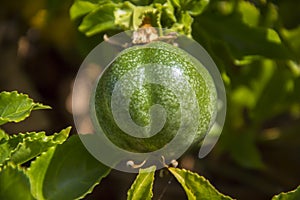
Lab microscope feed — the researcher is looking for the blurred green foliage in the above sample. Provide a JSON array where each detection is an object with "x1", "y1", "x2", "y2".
[
  {"x1": 70, "y1": 0, "x2": 300, "y2": 170},
  {"x1": 70, "y1": 0, "x2": 300, "y2": 198}
]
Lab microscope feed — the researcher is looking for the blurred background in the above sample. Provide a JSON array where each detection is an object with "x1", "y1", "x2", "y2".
[{"x1": 0, "y1": 0, "x2": 299, "y2": 199}]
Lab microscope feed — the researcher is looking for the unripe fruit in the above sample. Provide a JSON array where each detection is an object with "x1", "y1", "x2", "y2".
[{"x1": 94, "y1": 41, "x2": 217, "y2": 153}]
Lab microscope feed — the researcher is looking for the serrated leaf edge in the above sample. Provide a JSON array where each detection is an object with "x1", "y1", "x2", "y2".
[
  {"x1": 0, "y1": 91, "x2": 51, "y2": 125},
  {"x1": 26, "y1": 146, "x2": 56, "y2": 200},
  {"x1": 26, "y1": 139, "x2": 111, "y2": 200},
  {"x1": 76, "y1": 168, "x2": 111, "y2": 200},
  {"x1": 1, "y1": 127, "x2": 71, "y2": 166},
  {"x1": 169, "y1": 167, "x2": 234, "y2": 200},
  {"x1": 0, "y1": 162, "x2": 26, "y2": 173},
  {"x1": 271, "y1": 185, "x2": 300, "y2": 200},
  {"x1": 127, "y1": 166, "x2": 156, "y2": 200}
]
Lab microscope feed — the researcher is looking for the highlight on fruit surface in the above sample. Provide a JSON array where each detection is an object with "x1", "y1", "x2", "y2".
[{"x1": 72, "y1": 29, "x2": 226, "y2": 173}]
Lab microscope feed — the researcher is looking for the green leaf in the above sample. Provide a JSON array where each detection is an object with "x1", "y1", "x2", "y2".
[
  {"x1": 114, "y1": 2, "x2": 161, "y2": 31},
  {"x1": 0, "y1": 91, "x2": 51, "y2": 125},
  {"x1": 194, "y1": 13, "x2": 292, "y2": 60},
  {"x1": 0, "y1": 144, "x2": 10, "y2": 166},
  {"x1": 0, "y1": 165, "x2": 34, "y2": 200},
  {"x1": 70, "y1": 0, "x2": 100, "y2": 20},
  {"x1": 71, "y1": 0, "x2": 200, "y2": 36},
  {"x1": 114, "y1": 1, "x2": 135, "y2": 30},
  {"x1": 132, "y1": 6, "x2": 160, "y2": 29},
  {"x1": 272, "y1": 185, "x2": 300, "y2": 200},
  {"x1": 0, "y1": 134, "x2": 28, "y2": 165},
  {"x1": 168, "y1": 167, "x2": 234, "y2": 200},
  {"x1": 172, "y1": 11, "x2": 193, "y2": 36},
  {"x1": 79, "y1": 3, "x2": 117, "y2": 36},
  {"x1": 171, "y1": 0, "x2": 209, "y2": 16},
  {"x1": 0, "y1": 129, "x2": 8, "y2": 141},
  {"x1": 170, "y1": 0, "x2": 180, "y2": 8},
  {"x1": 167, "y1": 0, "x2": 208, "y2": 36},
  {"x1": 0, "y1": 127, "x2": 70, "y2": 165},
  {"x1": 0, "y1": 129, "x2": 9, "y2": 165},
  {"x1": 185, "y1": 0, "x2": 210, "y2": 16},
  {"x1": 127, "y1": 166, "x2": 156, "y2": 200},
  {"x1": 162, "y1": 0, "x2": 176, "y2": 22},
  {"x1": 10, "y1": 127, "x2": 71, "y2": 165},
  {"x1": 27, "y1": 135, "x2": 111, "y2": 200},
  {"x1": 237, "y1": 1, "x2": 259, "y2": 26}
]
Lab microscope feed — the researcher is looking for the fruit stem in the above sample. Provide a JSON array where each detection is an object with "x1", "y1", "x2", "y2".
[
  {"x1": 126, "y1": 160, "x2": 147, "y2": 169},
  {"x1": 161, "y1": 156, "x2": 179, "y2": 168}
]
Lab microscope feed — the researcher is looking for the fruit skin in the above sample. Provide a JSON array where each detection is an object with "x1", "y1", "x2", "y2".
[{"x1": 93, "y1": 41, "x2": 217, "y2": 153}]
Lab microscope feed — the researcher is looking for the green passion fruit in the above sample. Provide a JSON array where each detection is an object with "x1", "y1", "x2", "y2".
[{"x1": 93, "y1": 41, "x2": 217, "y2": 153}]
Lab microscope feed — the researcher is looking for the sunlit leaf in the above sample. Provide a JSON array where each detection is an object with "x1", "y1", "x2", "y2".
[
  {"x1": 27, "y1": 135, "x2": 111, "y2": 200},
  {"x1": 132, "y1": 6, "x2": 161, "y2": 29},
  {"x1": 161, "y1": 0, "x2": 177, "y2": 24},
  {"x1": 127, "y1": 166, "x2": 156, "y2": 200},
  {"x1": 0, "y1": 127, "x2": 70, "y2": 165},
  {"x1": 272, "y1": 185, "x2": 300, "y2": 200},
  {"x1": 0, "y1": 91, "x2": 50, "y2": 125},
  {"x1": 0, "y1": 129, "x2": 8, "y2": 141},
  {"x1": 171, "y1": 0, "x2": 209, "y2": 16},
  {"x1": 70, "y1": 0, "x2": 100, "y2": 20},
  {"x1": 0, "y1": 166, "x2": 34, "y2": 200},
  {"x1": 10, "y1": 127, "x2": 71, "y2": 165},
  {"x1": 186, "y1": 0, "x2": 210, "y2": 16},
  {"x1": 172, "y1": 11, "x2": 193, "y2": 36},
  {"x1": 114, "y1": 1, "x2": 135, "y2": 30},
  {"x1": 169, "y1": 167, "x2": 234, "y2": 200},
  {"x1": 0, "y1": 143, "x2": 13, "y2": 166},
  {"x1": 79, "y1": 3, "x2": 117, "y2": 36},
  {"x1": 237, "y1": 1, "x2": 259, "y2": 26}
]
